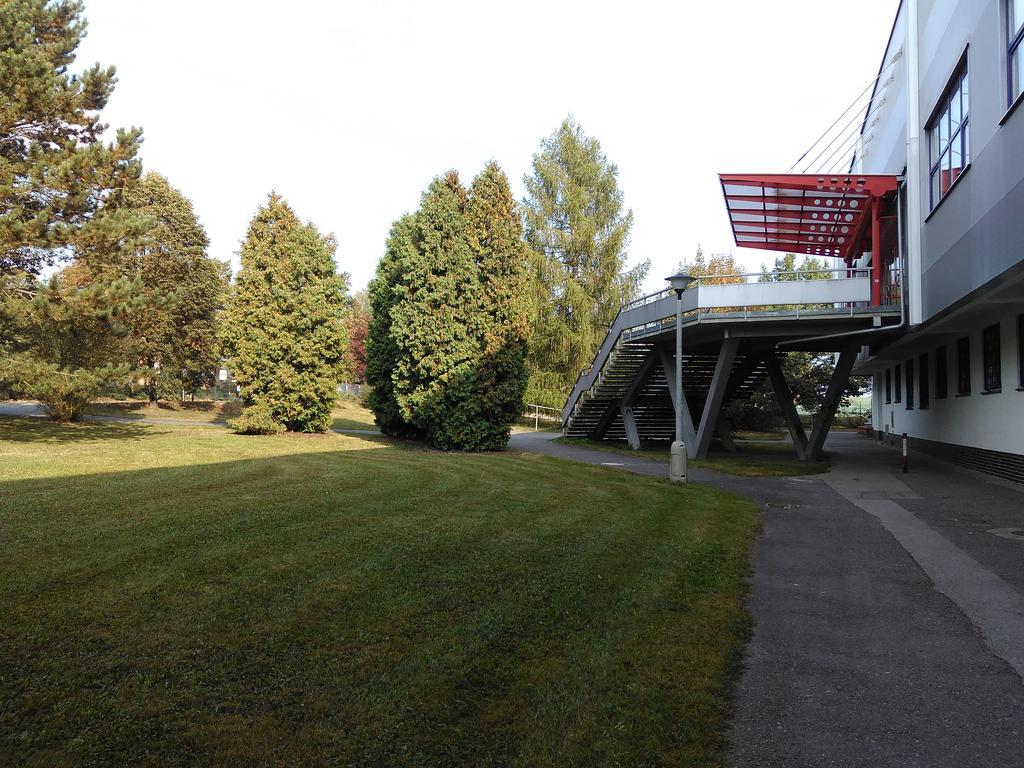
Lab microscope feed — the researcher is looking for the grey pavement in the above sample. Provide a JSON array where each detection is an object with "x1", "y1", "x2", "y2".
[{"x1": 510, "y1": 429, "x2": 1024, "y2": 768}]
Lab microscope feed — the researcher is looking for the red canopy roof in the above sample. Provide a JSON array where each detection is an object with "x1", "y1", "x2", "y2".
[{"x1": 719, "y1": 173, "x2": 899, "y2": 263}]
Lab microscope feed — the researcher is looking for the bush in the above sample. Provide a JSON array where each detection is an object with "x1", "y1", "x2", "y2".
[{"x1": 229, "y1": 404, "x2": 285, "y2": 435}]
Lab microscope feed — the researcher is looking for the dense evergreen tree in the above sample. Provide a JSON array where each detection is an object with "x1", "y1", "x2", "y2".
[
  {"x1": 77, "y1": 172, "x2": 229, "y2": 400},
  {"x1": 522, "y1": 117, "x2": 648, "y2": 407},
  {"x1": 1, "y1": 0, "x2": 143, "y2": 275},
  {"x1": 466, "y1": 162, "x2": 531, "y2": 448},
  {"x1": 0, "y1": 268, "x2": 144, "y2": 421},
  {"x1": 388, "y1": 172, "x2": 483, "y2": 449},
  {"x1": 366, "y1": 165, "x2": 531, "y2": 450},
  {"x1": 365, "y1": 215, "x2": 421, "y2": 438},
  {"x1": 219, "y1": 194, "x2": 348, "y2": 434}
]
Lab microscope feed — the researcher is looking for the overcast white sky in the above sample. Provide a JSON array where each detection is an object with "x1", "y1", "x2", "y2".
[{"x1": 76, "y1": 0, "x2": 900, "y2": 293}]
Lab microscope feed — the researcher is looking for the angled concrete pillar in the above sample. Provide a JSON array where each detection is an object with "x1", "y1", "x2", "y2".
[
  {"x1": 804, "y1": 347, "x2": 858, "y2": 462},
  {"x1": 621, "y1": 405, "x2": 641, "y2": 449},
  {"x1": 694, "y1": 338, "x2": 739, "y2": 459},
  {"x1": 765, "y1": 350, "x2": 809, "y2": 460},
  {"x1": 660, "y1": 351, "x2": 697, "y2": 457}
]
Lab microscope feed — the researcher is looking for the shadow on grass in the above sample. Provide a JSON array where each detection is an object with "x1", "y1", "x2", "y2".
[
  {"x1": 88, "y1": 400, "x2": 242, "y2": 423},
  {"x1": 0, "y1": 415, "x2": 164, "y2": 444},
  {"x1": 0, "y1": 440, "x2": 756, "y2": 767}
]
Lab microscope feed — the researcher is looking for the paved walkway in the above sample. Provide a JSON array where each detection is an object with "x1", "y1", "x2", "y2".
[{"x1": 510, "y1": 430, "x2": 1024, "y2": 768}]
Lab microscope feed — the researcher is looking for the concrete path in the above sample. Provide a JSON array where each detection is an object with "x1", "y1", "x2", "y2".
[{"x1": 510, "y1": 430, "x2": 1024, "y2": 768}]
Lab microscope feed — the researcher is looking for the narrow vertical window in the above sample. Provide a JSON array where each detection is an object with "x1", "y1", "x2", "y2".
[
  {"x1": 927, "y1": 58, "x2": 969, "y2": 209},
  {"x1": 936, "y1": 345, "x2": 948, "y2": 398},
  {"x1": 919, "y1": 353, "x2": 930, "y2": 409},
  {"x1": 983, "y1": 323, "x2": 1002, "y2": 392},
  {"x1": 1018, "y1": 314, "x2": 1024, "y2": 388},
  {"x1": 1010, "y1": 0, "x2": 1024, "y2": 105},
  {"x1": 885, "y1": 368, "x2": 892, "y2": 403},
  {"x1": 894, "y1": 363, "x2": 902, "y2": 403},
  {"x1": 906, "y1": 359, "x2": 915, "y2": 409},
  {"x1": 957, "y1": 336, "x2": 971, "y2": 396}
]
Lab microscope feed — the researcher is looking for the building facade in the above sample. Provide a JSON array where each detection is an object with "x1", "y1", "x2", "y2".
[{"x1": 857, "y1": 0, "x2": 1024, "y2": 479}]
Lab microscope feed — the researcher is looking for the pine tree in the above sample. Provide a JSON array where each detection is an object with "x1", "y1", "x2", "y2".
[
  {"x1": 466, "y1": 162, "x2": 531, "y2": 449},
  {"x1": 78, "y1": 172, "x2": 229, "y2": 400},
  {"x1": 219, "y1": 194, "x2": 348, "y2": 434},
  {"x1": 522, "y1": 117, "x2": 648, "y2": 405},
  {"x1": 0, "y1": 269, "x2": 145, "y2": 421},
  {"x1": 1, "y1": 0, "x2": 143, "y2": 275},
  {"x1": 365, "y1": 215, "x2": 421, "y2": 438}
]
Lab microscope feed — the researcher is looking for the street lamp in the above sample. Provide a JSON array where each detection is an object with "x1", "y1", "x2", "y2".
[{"x1": 666, "y1": 272, "x2": 696, "y2": 483}]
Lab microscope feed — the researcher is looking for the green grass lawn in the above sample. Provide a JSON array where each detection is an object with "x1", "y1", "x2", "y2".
[
  {"x1": 87, "y1": 397, "x2": 379, "y2": 432},
  {"x1": 553, "y1": 437, "x2": 830, "y2": 477},
  {"x1": 0, "y1": 416, "x2": 757, "y2": 767}
]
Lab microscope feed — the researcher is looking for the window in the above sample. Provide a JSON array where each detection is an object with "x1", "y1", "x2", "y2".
[
  {"x1": 957, "y1": 336, "x2": 971, "y2": 395},
  {"x1": 928, "y1": 60, "x2": 969, "y2": 209},
  {"x1": 936, "y1": 345, "x2": 949, "y2": 399},
  {"x1": 1010, "y1": 0, "x2": 1024, "y2": 105},
  {"x1": 894, "y1": 363, "x2": 902, "y2": 403},
  {"x1": 906, "y1": 359, "x2": 915, "y2": 409},
  {"x1": 983, "y1": 323, "x2": 1002, "y2": 392},
  {"x1": 1018, "y1": 314, "x2": 1024, "y2": 387},
  {"x1": 885, "y1": 368, "x2": 892, "y2": 403},
  {"x1": 919, "y1": 353, "x2": 930, "y2": 409}
]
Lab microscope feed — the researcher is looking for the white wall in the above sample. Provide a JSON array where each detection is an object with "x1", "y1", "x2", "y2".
[{"x1": 873, "y1": 305, "x2": 1024, "y2": 454}]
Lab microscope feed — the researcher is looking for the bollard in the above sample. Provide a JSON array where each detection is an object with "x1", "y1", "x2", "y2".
[{"x1": 902, "y1": 432, "x2": 908, "y2": 473}]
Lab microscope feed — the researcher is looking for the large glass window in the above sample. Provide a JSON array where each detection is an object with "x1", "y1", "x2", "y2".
[
  {"x1": 936, "y1": 345, "x2": 949, "y2": 399},
  {"x1": 983, "y1": 323, "x2": 1002, "y2": 392},
  {"x1": 928, "y1": 62, "x2": 969, "y2": 209},
  {"x1": 957, "y1": 336, "x2": 971, "y2": 396},
  {"x1": 885, "y1": 368, "x2": 892, "y2": 403},
  {"x1": 919, "y1": 353, "x2": 930, "y2": 409},
  {"x1": 1010, "y1": 0, "x2": 1024, "y2": 105},
  {"x1": 894, "y1": 363, "x2": 902, "y2": 403}
]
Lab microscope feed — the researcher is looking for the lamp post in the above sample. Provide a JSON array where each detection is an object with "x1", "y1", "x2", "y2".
[{"x1": 666, "y1": 272, "x2": 696, "y2": 483}]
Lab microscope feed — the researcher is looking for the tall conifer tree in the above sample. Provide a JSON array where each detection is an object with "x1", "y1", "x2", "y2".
[
  {"x1": 1, "y1": 0, "x2": 143, "y2": 275},
  {"x1": 77, "y1": 172, "x2": 229, "y2": 399},
  {"x1": 467, "y1": 162, "x2": 531, "y2": 448},
  {"x1": 366, "y1": 165, "x2": 531, "y2": 450},
  {"x1": 522, "y1": 117, "x2": 648, "y2": 405},
  {"x1": 365, "y1": 215, "x2": 421, "y2": 438},
  {"x1": 219, "y1": 194, "x2": 348, "y2": 433}
]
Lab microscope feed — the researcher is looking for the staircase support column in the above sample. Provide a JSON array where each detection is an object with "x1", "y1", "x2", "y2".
[
  {"x1": 804, "y1": 346, "x2": 858, "y2": 462},
  {"x1": 621, "y1": 405, "x2": 641, "y2": 449},
  {"x1": 694, "y1": 338, "x2": 739, "y2": 459},
  {"x1": 765, "y1": 350, "x2": 809, "y2": 460},
  {"x1": 660, "y1": 351, "x2": 697, "y2": 457}
]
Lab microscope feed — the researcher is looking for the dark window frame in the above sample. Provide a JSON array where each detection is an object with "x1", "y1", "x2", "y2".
[
  {"x1": 906, "y1": 358, "x2": 915, "y2": 409},
  {"x1": 983, "y1": 323, "x2": 1002, "y2": 393},
  {"x1": 927, "y1": 53, "x2": 970, "y2": 210},
  {"x1": 1009, "y1": 0, "x2": 1024, "y2": 106},
  {"x1": 894, "y1": 363, "x2": 903, "y2": 403},
  {"x1": 957, "y1": 336, "x2": 971, "y2": 396},
  {"x1": 936, "y1": 345, "x2": 949, "y2": 399},
  {"x1": 919, "y1": 353, "x2": 930, "y2": 409},
  {"x1": 885, "y1": 368, "x2": 892, "y2": 403},
  {"x1": 1018, "y1": 314, "x2": 1024, "y2": 388}
]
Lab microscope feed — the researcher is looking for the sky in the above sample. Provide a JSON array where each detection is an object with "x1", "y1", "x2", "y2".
[{"x1": 76, "y1": 0, "x2": 901, "y2": 294}]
